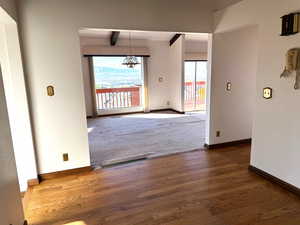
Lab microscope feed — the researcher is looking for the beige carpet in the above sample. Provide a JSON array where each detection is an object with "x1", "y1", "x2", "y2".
[{"x1": 87, "y1": 110, "x2": 206, "y2": 167}]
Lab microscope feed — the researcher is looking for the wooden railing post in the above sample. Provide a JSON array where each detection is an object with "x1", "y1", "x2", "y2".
[{"x1": 131, "y1": 87, "x2": 140, "y2": 107}]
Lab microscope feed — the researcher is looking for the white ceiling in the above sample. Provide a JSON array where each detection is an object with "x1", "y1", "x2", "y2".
[
  {"x1": 214, "y1": 0, "x2": 243, "y2": 11},
  {"x1": 79, "y1": 29, "x2": 209, "y2": 42},
  {"x1": 78, "y1": 0, "x2": 244, "y2": 41}
]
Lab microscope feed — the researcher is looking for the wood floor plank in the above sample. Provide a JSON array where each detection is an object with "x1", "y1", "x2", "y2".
[{"x1": 26, "y1": 145, "x2": 300, "y2": 225}]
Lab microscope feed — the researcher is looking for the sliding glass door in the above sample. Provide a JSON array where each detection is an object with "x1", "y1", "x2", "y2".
[
  {"x1": 92, "y1": 56, "x2": 144, "y2": 115},
  {"x1": 184, "y1": 61, "x2": 207, "y2": 112}
]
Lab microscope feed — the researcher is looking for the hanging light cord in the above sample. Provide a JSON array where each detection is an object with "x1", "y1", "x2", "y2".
[
  {"x1": 129, "y1": 32, "x2": 132, "y2": 56},
  {"x1": 122, "y1": 31, "x2": 140, "y2": 68}
]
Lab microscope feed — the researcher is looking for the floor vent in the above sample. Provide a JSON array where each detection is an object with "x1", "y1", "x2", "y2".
[{"x1": 101, "y1": 153, "x2": 153, "y2": 167}]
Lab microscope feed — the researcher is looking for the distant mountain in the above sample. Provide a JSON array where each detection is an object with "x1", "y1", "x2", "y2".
[
  {"x1": 94, "y1": 66, "x2": 142, "y2": 88},
  {"x1": 94, "y1": 66, "x2": 140, "y2": 75}
]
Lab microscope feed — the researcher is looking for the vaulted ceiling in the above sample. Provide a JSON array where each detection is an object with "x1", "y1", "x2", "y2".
[
  {"x1": 79, "y1": 0, "x2": 245, "y2": 40},
  {"x1": 213, "y1": 0, "x2": 243, "y2": 11},
  {"x1": 79, "y1": 29, "x2": 209, "y2": 42}
]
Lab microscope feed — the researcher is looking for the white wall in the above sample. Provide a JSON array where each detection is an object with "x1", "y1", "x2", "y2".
[
  {"x1": 0, "y1": 2, "x2": 25, "y2": 225},
  {"x1": 147, "y1": 41, "x2": 173, "y2": 110},
  {"x1": 208, "y1": 26, "x2": 258, "y2": 144},
  {"x1": 18, "y1": 0, "x2": 215, "y2": 174},
  {"x1": 81, "y1": 37, "x2": 184, "y2": 115},
  {"x1": 213, "y1": 0, "x2": 243, "y2": 11},
  {"x1": 214, "y1": 0, "x2": 300, "y2": 188},
  {"x1": 169, "y1": 35, "x2": 185, "y2": 112},
  {"x1": 185, "y1": 40, "x2": 208, "y2": 53}
]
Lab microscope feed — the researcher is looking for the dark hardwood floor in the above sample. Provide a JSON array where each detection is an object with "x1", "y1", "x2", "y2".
[{"x1": 26, "y1": 144, "x2": 300, "y2": 225}]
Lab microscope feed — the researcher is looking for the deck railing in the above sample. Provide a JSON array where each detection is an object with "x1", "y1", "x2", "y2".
[
  {"x1": 96, "y1": 81, "x2": 206, "y2": 111},
  {"x1": 96, "y1": 86, "x2": 141, "y2": 110},
  {"x1": 184, "y1": 81, "x2": 206, "y2": 111}
]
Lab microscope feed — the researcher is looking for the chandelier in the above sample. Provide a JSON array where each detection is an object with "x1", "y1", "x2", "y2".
[
  {"x1": 122, "y1": 56, "x2": 140, "y2": 68},
  {"x1": 122, "y1": 32, "x2": 140, "y2": 68}
]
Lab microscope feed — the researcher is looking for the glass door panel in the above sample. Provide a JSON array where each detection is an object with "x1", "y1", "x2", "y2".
[
  {"x1": 184, "y1": 61, "x2": 207, "y2": 112},
  {"x1": 92, "y1": 56, "x2": 144, "y2": 115},
  {"x1": 184, "y1": 61, "x2": 196, "y2": 112},
  {"x1": 195, "y1": 61, "x2": 207, "y2": 111}
]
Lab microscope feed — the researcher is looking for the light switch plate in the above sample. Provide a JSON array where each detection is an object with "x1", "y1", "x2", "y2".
[
  {"x1": 263, "y1": 87, "x2": 272, "y2": 99},
  {"x1": 47, "y1": 85, "x2": 55, "y2": 96},
  {"x1": 63, "y1": 153, "x2": 69, "y2": 161}
]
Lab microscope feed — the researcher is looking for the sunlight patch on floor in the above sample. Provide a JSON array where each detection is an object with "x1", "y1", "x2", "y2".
[
  {"x1": 63, "y1": 221, "x2": 87, "y2": 225},
  {"x1": 87, "y1": 127, "x2": 94, "y2": 133},
  {"x1": 124, "y1": 113, "x2": 185, "y2": 119}
]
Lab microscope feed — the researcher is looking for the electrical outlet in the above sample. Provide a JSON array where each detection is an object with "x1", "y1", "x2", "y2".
[
  {"x1": 226, "y1": 82, "x2": 232, "y2": 91},
  {"x1": 63, "y1": 153, "x2": 69, "y2": 161},
  {"x1": 216, "y1": 131, "x2": 221, "y2": 137}
]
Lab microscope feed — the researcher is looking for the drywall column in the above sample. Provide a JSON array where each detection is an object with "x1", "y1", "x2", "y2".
[
  {"x1": 142, "y1": 57, "x2": 150, "y2": 112},
  {"x1": 205, "y1": 34, "x2": 213, "y2": 144},
  {"x1": 208, "y1": 26, "x2": 258, "y2": 145},
  {"x1": 0, "y1": 21, "x2": 38, "y2": 192},
  {"x1": 169, "y1": 35, "x2": 185, "y2": 112},
  {"x1": 0, "y1": 65, "x2": 25, "y2": 225},
  {"x1": 0, "y1": 5, "x2": 25, "y2": 225},
  {"x1": 82, "y1": 56, "x2": 93, "y2": 117}
]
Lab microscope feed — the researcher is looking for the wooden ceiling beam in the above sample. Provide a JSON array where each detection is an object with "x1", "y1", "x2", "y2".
[
  {"x1": 169, "y1": 34, "x2": 182, "y2": 46},
  {"x1": 110, "y1": 31, "x2": 120, "y2": 46}
]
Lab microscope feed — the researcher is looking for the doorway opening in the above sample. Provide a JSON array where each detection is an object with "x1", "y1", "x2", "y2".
[
  {"x1": 80, "y1": 29, "x2": 209, "y2": 168},
  {"x1": 91, "y1": 56, "x2": 145, "y2": 115},
  {"x1": 184, "y1": 60, "x2": 207, "y2": 112}
]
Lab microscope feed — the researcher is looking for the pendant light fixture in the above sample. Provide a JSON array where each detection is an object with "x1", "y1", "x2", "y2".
[{"x1": 122, "y1": 32, "x2": 140, "y2": 68}]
